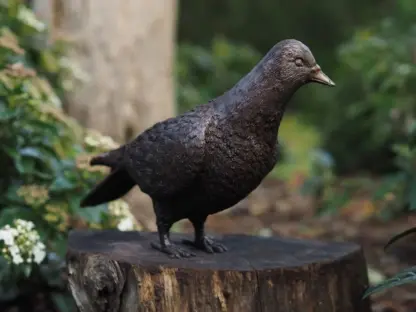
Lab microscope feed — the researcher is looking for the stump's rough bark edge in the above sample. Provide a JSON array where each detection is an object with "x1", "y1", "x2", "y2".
[{"x1": 66, "y1": 230, "x2": 371, "y2": 312}]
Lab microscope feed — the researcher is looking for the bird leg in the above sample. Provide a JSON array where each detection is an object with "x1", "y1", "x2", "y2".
[
  {"x1": 182, "y1": 217, "x2": 228, "y2": 253},
  {"x1": 150, "y1": 218, "x2": 195, "y2": 258}
]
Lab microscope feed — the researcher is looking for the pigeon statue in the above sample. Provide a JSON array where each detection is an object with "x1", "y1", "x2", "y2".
[{"x1": 80, "y1": 39, "x2": 335, "y2": 258}]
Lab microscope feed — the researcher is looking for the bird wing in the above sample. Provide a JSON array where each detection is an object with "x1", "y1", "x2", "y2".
[{"x1": 125, "y1": 106, "x2": 212, "y2": 198}]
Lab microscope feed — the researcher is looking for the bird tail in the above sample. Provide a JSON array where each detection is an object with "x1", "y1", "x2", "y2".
[
  {"x1": 90, "y1": 145, "x2": 126, "y2": 169},
  {"x1": 80, "y1": 168, "x2": 136, "y2": 207}
]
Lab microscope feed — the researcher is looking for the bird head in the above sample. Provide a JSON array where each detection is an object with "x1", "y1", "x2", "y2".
[{"x1": 265, "y1": 39, "x2": 335, "y2": 88}]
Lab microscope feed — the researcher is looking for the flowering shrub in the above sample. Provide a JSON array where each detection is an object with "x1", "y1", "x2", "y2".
[
  {"x1": 0, "y1": 219, "x2": 46, "y2": 266},
  {"x1": 0, "y1": 1, "x2": 140, "y2": 310}
]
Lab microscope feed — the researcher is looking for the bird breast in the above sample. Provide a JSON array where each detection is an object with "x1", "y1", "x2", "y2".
[{"x1": 203, "y1": 125, "x2": 277, "y2": 202}]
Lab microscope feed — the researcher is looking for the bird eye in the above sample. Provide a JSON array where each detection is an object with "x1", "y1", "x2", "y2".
[{"x1": 295, "y1": 58, "x2": 304, "y2": 67}]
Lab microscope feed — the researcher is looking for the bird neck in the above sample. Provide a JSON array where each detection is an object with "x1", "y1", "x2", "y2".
[{"x1": 221, "y1": 65, "x2": 300, "y2": 136}]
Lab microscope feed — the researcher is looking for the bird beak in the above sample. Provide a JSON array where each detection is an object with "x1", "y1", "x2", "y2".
[{"x1": 310, "y1": 65, "x2": 335, "y2": 87}]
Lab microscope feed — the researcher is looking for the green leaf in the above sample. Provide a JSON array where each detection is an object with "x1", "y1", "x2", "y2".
[
  {"x1": 14, "y1": 148, "x2": 54, "y2": 179},
  {"x1": 0, "y1": 207, "x2": 36, "y2": 226},
  {"x1": 363, "y1": 267, "x2": 416, "y2": 298},
  {"x1": 384, "y1": 227, "x2": 416, "y2": 250},
  {"x1": 19, "y1": 146, "x2": 44, "y2": 159},
  {"x1": 49, "y1": 175, "x2": 76, "y2": 192}
]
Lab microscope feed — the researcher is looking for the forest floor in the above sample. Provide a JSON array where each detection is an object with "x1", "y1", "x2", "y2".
[{"x1": 177, "y1": 176, "x2": 416, "y2": 312}]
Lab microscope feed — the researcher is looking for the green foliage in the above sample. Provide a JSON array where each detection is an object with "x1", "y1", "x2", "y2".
[
  {"x1": 343, "y1": 0, "x2": 416, "y2": 298},
  {"x1": 178, "y1": 0, "x2": 391, "y2": 119},
  {"x1": 363, "y1": 226, "x2": 416, "y2": 298},
  {"x1": 301, "y1": 0, "x2": 416, "y2": 219},
  {"x1": 363, "y1": 266, "x2": 416, "y2": 299},
  {"x1": 176, "y1": 36, "x2": 262, "y2": 113},
  {"x1": 314, "y1": 2, "x2": 416, "y2": 175},
  {"x1": 178, "y1": 0, "x2": 390, "y2": 67},
  {"x1": 0, "y1": 1, "x2": 139, "y2": 310},
  {"x1": 375, "y1": 141, "x2": 416, "y2": 218},
  {"x1": 0, "y1": 0, "x2": 80, "y2": 100}
]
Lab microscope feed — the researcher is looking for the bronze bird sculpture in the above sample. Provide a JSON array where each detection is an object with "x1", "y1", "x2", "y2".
[{"x1": 80, "y1": 39, "x2": 335, "y2": 258}]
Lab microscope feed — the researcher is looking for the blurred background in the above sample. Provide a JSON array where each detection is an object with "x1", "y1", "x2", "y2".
[{"x1": 1, "y1": 0, "x2": 416, "y2": 311}]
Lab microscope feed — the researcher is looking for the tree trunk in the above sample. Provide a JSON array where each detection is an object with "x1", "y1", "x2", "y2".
[
  {"x1": 31, "y1": 0, "x2": 178, "y2": 230},
  {"x1": 45, "y1": 0, "x2": 177, "y2": 142},
  {"x1": 67, "y1": 230, "x2": 372, "y2": 312}
]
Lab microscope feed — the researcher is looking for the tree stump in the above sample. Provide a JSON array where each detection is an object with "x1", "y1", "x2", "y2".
[{"x1": 66, "y1": 230, "x2": 371, "y2": 312}]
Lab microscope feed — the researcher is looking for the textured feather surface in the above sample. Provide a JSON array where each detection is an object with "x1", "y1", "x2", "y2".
[{"x1": 124, "y1": 104, "x2": 212, "y2": 198}]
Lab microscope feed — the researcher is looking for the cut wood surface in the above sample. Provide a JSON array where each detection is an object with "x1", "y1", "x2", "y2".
[{"x1": 66, "y1": 230, "x2": 371, "y2": 312}]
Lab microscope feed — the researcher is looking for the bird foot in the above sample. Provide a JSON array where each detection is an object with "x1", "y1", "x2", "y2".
[
  {"x1": 182, "y1": 236, "x2": 228, "y2": 253},
  {"x1": 150, "y1": 241, "x2": 195, "y2": 259}
]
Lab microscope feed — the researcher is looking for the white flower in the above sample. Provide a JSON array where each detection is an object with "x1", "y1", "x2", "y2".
[
  {"x1": 0, "y1": 229, "x2": 15, "y2": 246},
  {"x1": 8, "y1": 245, "x2": 23, "y2": 265},
  {"x1": 108, "y1": 199, "x2": 140, "y2": 231},
  {"x1": 15, "y1": 219, "x2": 34, "y2": 231},
  {"x1": 32, "y1": 242, "x2": 46, "y2": 264},
  {"x1": 0, "y1": 219, "x2": 46, "y2": 266},
  {"x1": 9, "y1": 245, "x2": 19, "y2": 255},
  {"x1": 109, "y1": 200, "x2": 130, "y2": 216},
  {"x1": 117, "y1": 218, "x2": 134, "y2": 231},
  {"x1": 12, "y1": 254, "x2": 24, "y2": 265},
  {"x1": 84, "y1": 130, "x2": 119, "y2": 150},
  {"x1": 84, "y1": 135, "x2": 100, "y2": 147}
]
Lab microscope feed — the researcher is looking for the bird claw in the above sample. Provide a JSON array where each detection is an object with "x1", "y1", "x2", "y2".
[
  {"x1": 150, "y1": 241, "x2": 196, "y2": 259},
  {"x1": 182, "y1": 236, "x2": 228, "y2": 253}
]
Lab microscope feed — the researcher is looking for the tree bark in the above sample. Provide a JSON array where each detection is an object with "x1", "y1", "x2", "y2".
[
  {"x1": 31, "y1": 0, "x2": 178, "y2": 230},
  {"x1": 67, "y1": 230, "x2": 371, "y2": 312}
]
